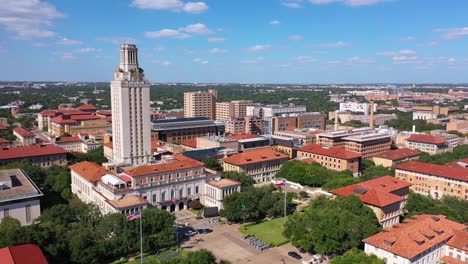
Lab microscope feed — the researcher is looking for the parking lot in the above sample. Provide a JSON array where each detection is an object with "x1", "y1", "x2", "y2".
[{"x1": 180, "y1": 222, "x2": 319, "y2": 264}]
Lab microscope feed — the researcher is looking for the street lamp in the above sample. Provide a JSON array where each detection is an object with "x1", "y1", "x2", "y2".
[{"x1": 173, "y1": 224, "x2": 179, "y2": 252}]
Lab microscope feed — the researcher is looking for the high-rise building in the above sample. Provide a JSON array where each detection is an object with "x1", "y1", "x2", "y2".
[
  {"x1": 216, "y1": 100, "x2": 255, "y2": 121},
  {"x1": 110, "y1": 44, "x2": 151, "y2": 165},
  {"x1": 184, "y1": 89, "x2": 217, "y2": 120}
]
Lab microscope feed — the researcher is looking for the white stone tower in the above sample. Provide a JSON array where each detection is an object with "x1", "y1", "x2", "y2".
[{"x1": 110, "y1": 44, "x2": 151, "y2": 165}]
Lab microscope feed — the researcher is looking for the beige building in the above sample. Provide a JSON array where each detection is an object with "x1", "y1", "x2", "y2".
[
  {"x1": 203, "y1": 178, "x2": 241, "y2": 209},
  {"x1": 272, "y1": 113, "x2": 325, "y2": 132},
  {"x1": 372, "y1": 148, "x2": 421, "y2": 168},
  {"x1": 49, "y1": 115, "x2": 111, "y2": 136},
  {"x1": 12, "y1": 127, "x2": 35, "y2": 146},
  {"x1": 222, "y1": 148, "x2": 289, "y2": 182},
  {"x1": 296, "y1": 144, "x2": 362, "y2": 175},
  {"x1": 196, "y1": 135, "x2": 239, "y2": 151},
  {"x1": 0, "y1": 145, "x2": 67, "y2": 167},
  {"x1": 395, "y1": 161, "x2": 468, "y2": 200},
  {"x1": 0, "y1": 168, "x2": 43, "y2": 225},
  {"x1": 317, "y1": 127, "x2": 392, "y2": 158},
  {"x1": 216, "y1": 100, "x2": 255, "y2": 121},
  {"x1": 184, "y1": 89, "x2": 218, "y2": 120},
  {"x1": 274, "y1": 130, "x2": 317, "y2": 145},
  {"x1": 224, "y1": 116, "x2": 265, "y2": 135},
  {"x1": 331, "y1": 176, "x2": 411, "y2": 228},
  {"x1": 405, "y1": 134, "x2": 450, "y2": 155}
]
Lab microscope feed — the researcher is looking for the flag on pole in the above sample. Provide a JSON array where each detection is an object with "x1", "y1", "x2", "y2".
[
  {"x1": 275, "y1": 179, "x2": 286, "y2": 187},
  {"x1": 127, "y1": 212, "x2": 141, "y2": 221}
]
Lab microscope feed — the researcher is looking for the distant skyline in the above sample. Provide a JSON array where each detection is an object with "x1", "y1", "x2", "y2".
[{"x1": 1, "y1": 0, "x2": 468, "y2": 83}]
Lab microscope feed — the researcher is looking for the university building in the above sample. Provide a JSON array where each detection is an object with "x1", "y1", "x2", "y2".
[
  {"x1": 184, "y1": 90, "x2": 217, "y2": 120},
  {"x1": 363, "y1": 214, "x2": 467, "y2": 264},
  {"x1": 0, "y1": 168, "x2": 43, "y2": 225},
  {"x1": 395, "y1": 161, "x2": 468, "y2": 200},
  {"x1": 152, "y1": 117, "x2": 224, "y2": 144},
  {"x1": 330, "y1": 176, "x2": 411, "y2": 228},
  {"x1": 296, "y1": 144, "x2": 361, "y2": 175},
  {"x1": 405, "y1": 134, "x2": 450, "y2": 155},
  {"x1": 216, "y1": 100, "x2": 255, "y2": 121},
  {"x1": 222, "y1": 148, "x2": 289, "y2": 182},
  {"x1": 203, "y1": 178, "x2": 241, "y2": 209},
  {"x1": 0, "y1": 144, "x2": 67, "y2": 167}
]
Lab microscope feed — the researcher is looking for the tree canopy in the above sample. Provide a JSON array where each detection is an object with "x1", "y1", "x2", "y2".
[
  {"x1": 404, "y1": 192, "x2": 467, "y2": 223},
  {"x1": 203, "y1": 157, "x2": 222, "y2": 171},
  {"x1": 223, "y1": 171, "x2": 255, "y2": 188},
  {"x1": 417, "y1": 145, "x2": 468, "y2": 165},
  {"x1": 283, "y1": 195, "x2": 381, "y2": 255},
  {"x1": 220, "y1": 185, "x2": 293, "y2": 222},
  {"x1": 331, "y1": 248, "x2": 384, "y2": 264}
]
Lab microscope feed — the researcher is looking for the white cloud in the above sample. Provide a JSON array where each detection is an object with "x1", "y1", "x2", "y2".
[
  {"x1": 53, "y1": 52, "x2": 76, "y2": 60},
  {"x1": 392, "y1": 55, "x2": 419, "y2": 64},
  {"x1": 152, "y1": 60, "x2": 172, "y2": 66},
  {"x1": 154, "y1": 45, "x2": 165, "y2": 51},
  {"x1": 376, "y1": 49, "x2": 416, "y2": 56},
  {"x1": 180, "y1": 23, "x2": 213, "y2": 35},
  {"x1": 200, "y1": 60, "x2": 208, "y2": 64},
  {"x1": 193, "y1": 58, "x2": 201, "y2": 62},
  {"x1": 56, "y1": 37, "x2": 83, "y2": 45},
  {"x1": 281, "y1": 0, "x2": 303, "y2": 8},
  {"x1": 74, "y1": 47, "x2": 100, "y2": 53},
  {"x1": 288, "y1": 35, "x2": 304, "y2": 41},
  {"x1": 97, "y1": 37, "x2": 138, "y2": 45},
  {"x1": 309, "y1": 0, "x2": 392, "y2": 6},
  {"x1": 193, "y1": 58, "x2": 208, "y2": 64},
  {"x1": 313, "y1": 50, "x2": 328, "y2": 54},
  {"x1": 247, "y1": 45, "x2": 271, "y2": 52},
  {"x1": 32, "y1": 42, "x2": 49, "y2": 47},
  {"x1": 208, "y1": 37, "x2": 225, "y2": 43},
  {"x1": 417, "y1": 41, "x2": 438, "y2": 47},
  {"x1": 346, "y1": 56, "x2": 375, "y2": 64},
  {"x1": 241, "y1": 57, "x2": 265, "y2": 64},
  {"x1": 0, "y1": 0, "x2": 64, "y2": 39},
  {"x1": 312, "y1": 41, "x2": 351, "y2": 48},
  {"x1": 144, "y1": 23, "x2": 213, "y2": 39},
  {"x1": 396, "y1": 36, "x2": 415, "y2": 41},
  {"x1": 295, "y1": 56, "x2": 317, "y2": 63},
  {"x1": 269, "y1": 20, "x2": 281, "y2": 25},
  {"x1": 144, "y1": 29, "x2": 190, "y2": 39},
  {"x1": 434, "y1": 27, "x2": 468, "y2": 39},
  {"x1": 131, "y1": 0, "x2": 208, "y2": 14},
  {"x1": 209, "y1": 48, "x2": 228, "y2": 54}
]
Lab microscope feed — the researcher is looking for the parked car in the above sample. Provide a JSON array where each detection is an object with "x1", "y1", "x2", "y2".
[
  {"x1": 183, "y1": 230, "x2": 197, "y2": 237},
  {"x1": 288, "y1": 251, "x2": 302, "y2": 259},
  {"x1": 197, "y1": 228, "x2": 212, "y2": 234}
]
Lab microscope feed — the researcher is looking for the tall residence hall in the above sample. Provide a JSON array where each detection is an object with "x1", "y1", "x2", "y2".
[
  {"x1": 317, "y1": 127, "x2": 392, "y2": 158},
  {"x1": 0, "y1": 144, "x2": 67, "y2": 167},
  {"x1": 405, "y1": 134, "x2": 450, "y2": 155},
  {"x1": 395, "y1": 161, "x2": 468, "y2": 200},
  {"x1": 363, "y1": 214, "x2": 467, "y2": 264},
  {"x1": 330, "y1": 176, "x2": 412, "y2": 228},
  {"x1": 0, "y1": 169, "x2": 43, "y2": 225},
  {"x1": 222, "y1": 148, "x2": 289, "y2": 182},
  {"x1": 296, "y1": 144, "x2": 361, "y2": 175},
  {"x1": 184, "y1": 89, "x2": 218, "y2": 120},
  {"x1": 70, "y1": 154, "x2": 218, "y2": 214}
]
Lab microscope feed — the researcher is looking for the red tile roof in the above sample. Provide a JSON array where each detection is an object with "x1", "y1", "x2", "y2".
[
  {"x1": 407, "y1": 134, "x2": 447, "y2": 145},
  {"x1": 0, "y1": 145, "x2": 66, "y2": 160},
  {"x1": 297, "y1": 144, "x2": 362, "y2": 160},
  {"x1": 181, "y1": 139, "x2": 197, "y2": 148},
  {"x1": 330, "y1": 176, "x2": 412, "y2": 208},
  {"x1": 0, "y1": 244, "x2": 48, "y2": 264},
  {"x1": 124, "y1": 154, "x2": 204, "y2": 177},
  {"x1": 96, "y1": 110, "x2": 112, "y2": 116},
  {"x1": 293, "y1": 157, "x2": 316, "y2": 164},
  {"x1": 69, "y1": 161, "x2": 113, "y2": 182},
  {"x1": 441, "y1": 256, "x2": 466, "y2": 264},
  {"x1": 373, "y1": 148, "x2": 421, "y2": 161},
  {"x1": 0, "y1": 138, "x2": 9, "y2": 143},
  {"x1": 13, "y1": 127, "x2": 34, "y2": 137},
  {"x1": 56, "y1": 136, "x2": 81, "y2": 143},
  {"x1": 0, "y1": 125, "x2": 8, "y2": 130},
  {"x1": 68, "y1": 115, "x2": 100, "y2": 121},
  {"x1": 39, "y1": 110, "x2": 57, "y2": 117},
  {"x1": 363, "y1": 214, "x2": 466, "y2": 260},
  {"x1": 104, "y1": 142, "x2": 113, "y2": 149},
  {"x1": 151, "y1": 140, "x2": 167, "y2": 150},
  {"x1": 223, "y1": 148, "x2": 288, "y2": 166},
  {"x1": 58, "y1": 110, "x2": 88, "y2": 116},
  {"x1": 77, "y1": 104, "x2": 98, "y2": 111},
  {"x1": 396, "y1": 161, "x2": 468, "y2": 182},
  {"x1": 226, "y1": 134, "x2": 258, "y2": 140},
  {"x1": 50, "y1": 116, "x2": 78, "y2": 125},
  {"x1": 446, "y1": 229, "x2": 468, "y2": 251}
]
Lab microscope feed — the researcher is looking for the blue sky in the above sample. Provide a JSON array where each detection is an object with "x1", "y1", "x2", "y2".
[{"x1": 1, "y1": 0, "x2": 468, "y2": 83}]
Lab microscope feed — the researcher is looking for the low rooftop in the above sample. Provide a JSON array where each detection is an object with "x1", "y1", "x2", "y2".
[
  {"x1": 0, "y1": 144, "x2": 67, "y2": 160},
  {"x1": 406, "y1": 134, "x2": 447, "y2": 145},
  {"x1": 396, "y1": 161, "x2": 468, "y2": 182},
  {"x1": 0, "y1": 168, "x2": 43, "y2": 202},
  {"x1": 207, "y1": 178, "x2": 241, "y2": 188},
  {"x1": 297, "y1": 144, "x2": 362, "y2": 160},
  {"x1": 373, "y1": 148, "x2": 421, "y2": 161},
  {"x1": 223, "y1": 148, "x2": 288, "y2": 166}
]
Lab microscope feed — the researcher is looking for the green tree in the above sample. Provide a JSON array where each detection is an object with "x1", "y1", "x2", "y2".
[
  {"x1": 184, "y1": 249, "x2": 217, "y2": 264},
  {"x1": 141, "y1": 208, "x2": 176, "y2": 251},
  {"x1": 404, "y1": 192, "x2": 467, "y2": 223},
  {"x1": 283, "y1": 195, "x2": 381, "y2": 255},
  {"x1": 223, "y1": 171, "x2": 255, "y2": 188},
  {"x1": 203, "y1": 157, "x2": 222, "y2": 171},
  {"x1": 331, "y1": 248, "x2": 384, "y2": 264},
  {"x1": 69, "y1": 146, "x2": 108, "y2": 164}
]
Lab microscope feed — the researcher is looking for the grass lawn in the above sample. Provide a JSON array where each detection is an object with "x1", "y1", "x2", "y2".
[{"x1": 239, "y1": 217, "x2": 290, "y2": 246}]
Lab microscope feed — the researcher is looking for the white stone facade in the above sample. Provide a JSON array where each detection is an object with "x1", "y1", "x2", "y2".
[{"x1": 111, "y1": 44, "x2": 151, "y2": 166}]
